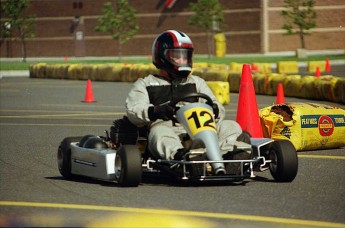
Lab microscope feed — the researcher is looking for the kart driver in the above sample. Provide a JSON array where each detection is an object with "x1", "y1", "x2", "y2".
[{"x1": 125, "y1": 30, "x2": 249, "y2": 167}]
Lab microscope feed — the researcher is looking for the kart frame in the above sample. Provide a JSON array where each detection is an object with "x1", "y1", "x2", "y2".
[
  {"x1": 57, "y1": 93, "x2": 298, "y2": 187},
  {"x1": 144, "y1": 138, "x2": 273, "y2": 182}
]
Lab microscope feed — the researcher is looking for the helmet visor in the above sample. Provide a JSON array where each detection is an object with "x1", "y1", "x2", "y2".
[{"x1": 165, "y1": 49, "x2": 193, "y2": 67}]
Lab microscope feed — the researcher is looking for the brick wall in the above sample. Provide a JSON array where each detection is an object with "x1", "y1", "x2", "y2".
[{"x1": 0, "y1": 0, "x2": 344, "y2": 57}]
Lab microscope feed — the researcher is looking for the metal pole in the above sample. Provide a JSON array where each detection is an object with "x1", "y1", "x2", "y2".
[{"x1": 261, "y1": 0, "x2": 269, "y2": 54}]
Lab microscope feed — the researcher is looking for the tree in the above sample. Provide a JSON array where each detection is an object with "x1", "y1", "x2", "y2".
[
  {"x1": 281, "y1": 0, "x2": 317, "y2": 49},
  {"x1": 188, "y1": 0, "x2": 224, "y2": 58},
  {"x1": 1, "y1": 0, "x2": 35, "y2": 62},
  {"x1": 95, "y1": 0, "x2": 138, "y2": 60}
]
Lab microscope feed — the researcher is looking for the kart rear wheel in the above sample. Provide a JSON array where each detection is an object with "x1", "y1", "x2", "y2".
[
  {"x1": 57, "y1": 136, "x2": 82, "y2": 179},
  {"x1": 115, "y1": 145, "x2": 142, "y2": 187},
  {"x1": 269, "y1": 140, "x2": 298, "y2": 182}
]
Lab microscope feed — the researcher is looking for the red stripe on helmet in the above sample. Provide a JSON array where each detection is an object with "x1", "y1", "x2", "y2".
[
  {"x1": 166, "y1": 30, "x2": 193, "y2": 49},
  {"x1": 166, "y1": 31, "x2": 179, "y2": 48}
]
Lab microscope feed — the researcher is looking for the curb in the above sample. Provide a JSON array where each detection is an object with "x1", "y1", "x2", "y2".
[{"x1": 0, "y1": 70, "x2": 30, "y2": 78}]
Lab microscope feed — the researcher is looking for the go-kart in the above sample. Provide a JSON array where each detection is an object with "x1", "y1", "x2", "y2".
[{"x1": 57, "y1": 93, "x2": 298, "y2": 187}]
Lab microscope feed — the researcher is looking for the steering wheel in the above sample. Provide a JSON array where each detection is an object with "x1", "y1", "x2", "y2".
[
  {"x1": 169, "y1": 92, "x2": 214, "y2": 108},
  {"x1": 167, "y1": 92, "x2": 217, "y2": 123}
]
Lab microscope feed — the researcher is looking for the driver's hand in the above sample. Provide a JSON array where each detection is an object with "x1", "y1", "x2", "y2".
[
  {"x1": 148, "y1": 103, "x2": 174, "y2": 121},
  {"x1": 212, "y1": 103, "x2": 219, "y2": 119}
]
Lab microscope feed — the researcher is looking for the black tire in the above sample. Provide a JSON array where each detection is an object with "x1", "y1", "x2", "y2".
[
  {"x1": 79, "y1": 135, "x2": 97, "y2": 147},
  {"x1": 57, "y1": 136, "x2": 82, "y2": 179},
  {"x1": 269, "y1": 140, "x2": 298, "y2": 182},
  {"x1": 115, "y1": 145, "x2": 142, "y2": 187}
]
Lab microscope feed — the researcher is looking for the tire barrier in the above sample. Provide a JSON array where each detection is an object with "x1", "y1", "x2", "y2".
[
  {"x1": 308, "y1": 61, "x2": 326, "y2": 73},
  {"x1": 29, "y1": 62, "x2": 345, "y2": 104},
  {"x1": 229, "y1": 62, "x2": 243, "y2": 73},
  {"x1": 277, "y1": 61, "x2": 299, "y2": 74},
  {"x1": 206, "y1": 81, "x2": 230, "y2": 105},
  {"x1": 252, "y1": 63, "x2": 272, "y2": 74},
  {"x1": 30, "y1": 63, "x2": 160, "y2": 82},
  {"x1": 259, "y1": 103, "x2": 345, "y2": 151}
]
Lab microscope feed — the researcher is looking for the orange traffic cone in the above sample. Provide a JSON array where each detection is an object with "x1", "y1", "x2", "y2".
[
  {"x1": 276, "y1": 83, "x2": 285, "y2": 104},
  {"x1": 251, "y1": 63, "x2": 258, "y2": 73},
  {"x1": 315, "y1": 67, "x2": 321, "y2": 78},
  {"x1": 83, "y1": 79, "x2": 95, "y2": 102},
  {"x1": 325, "y1": 57, "x2": 331, "y2": 72},
  {"x1": 236, "y1": 64, "x2": 263, "y2": 138}
]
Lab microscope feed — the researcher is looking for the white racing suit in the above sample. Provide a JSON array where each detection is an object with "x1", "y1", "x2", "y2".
[{"x1": 125, "y1": 74, "x2": 242, "y2": 160}]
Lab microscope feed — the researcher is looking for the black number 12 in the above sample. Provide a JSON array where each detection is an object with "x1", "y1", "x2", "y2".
[{"x1": 187, "y1": 111, "x2": 216, "y2": 129}]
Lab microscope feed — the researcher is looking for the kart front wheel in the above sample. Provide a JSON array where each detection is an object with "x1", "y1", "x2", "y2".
[
  {"x1": 115, "y1": 145, "x2": 142, "y2": 187},
  {"x1": 269, "y1": 140, "x2": 298, "y2": 182},
  {"x1": 57, "y1": 136, "x2": 82, "y2": 179}
]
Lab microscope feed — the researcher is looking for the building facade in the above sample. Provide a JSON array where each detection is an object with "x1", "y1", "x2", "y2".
[{"x1": 1, "y1": 0, "x2": 344, "y2": 58}]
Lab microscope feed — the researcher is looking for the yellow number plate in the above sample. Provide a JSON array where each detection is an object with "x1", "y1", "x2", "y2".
[{"x1": 184, "y1": 107, "x2": 216, "y2": 136}]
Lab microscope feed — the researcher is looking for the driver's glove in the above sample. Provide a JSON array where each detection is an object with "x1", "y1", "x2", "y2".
[
  {"x1": 148, "y1": 103, "x2": 174, "y2": 121},
  {"x1": 211, "y1": 103, "x2": 219, "y2": 119}
]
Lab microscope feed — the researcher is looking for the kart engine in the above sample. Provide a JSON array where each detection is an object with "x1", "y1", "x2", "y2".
[{"x1": 110, "y1": 116, "x2": 139, "y2": 146}]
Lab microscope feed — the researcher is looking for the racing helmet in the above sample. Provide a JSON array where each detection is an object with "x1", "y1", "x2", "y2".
[{"x1": 152, "y1": 30, "x2": 194, "y2": 79}]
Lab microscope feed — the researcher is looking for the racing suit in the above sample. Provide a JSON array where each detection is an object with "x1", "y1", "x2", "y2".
[{"x1": 125, "y1": 74, "x2": 242, "y2": 160}]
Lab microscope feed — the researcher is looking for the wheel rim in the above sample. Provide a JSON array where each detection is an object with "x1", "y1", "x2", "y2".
[
  {"x1": 269, "y1": 149, "x2": 278, "y2": 173},
  {"x1": 57, "y1": 147, "x2": 63, "y2": 171},
  {"x1": 114, "y1": 153, "x2": 122, "y2": 180}
]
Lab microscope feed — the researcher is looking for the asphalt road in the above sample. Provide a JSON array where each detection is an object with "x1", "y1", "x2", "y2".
[
  {"x1": 292, "y1": 63, "x2": 345, "y2": 78},
  {"x1": 0, "y1": 77, "x2": 344, "y2": 227}
]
